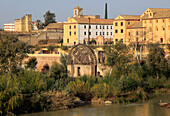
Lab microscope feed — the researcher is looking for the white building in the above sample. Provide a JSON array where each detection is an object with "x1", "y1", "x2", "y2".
[{"x1": 4, "y1": 23, "x2": 15, "y2": 32}]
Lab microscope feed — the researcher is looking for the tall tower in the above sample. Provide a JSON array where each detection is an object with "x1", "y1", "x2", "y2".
[
  {"x1": 105, "y1": 3, "x2": 108, "y2": 19},
  {"x1": 73, "y1": 6, "x2": 83, "y2": 17}
]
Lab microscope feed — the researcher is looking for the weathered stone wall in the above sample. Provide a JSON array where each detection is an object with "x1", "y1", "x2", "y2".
[{"x1": 23, "y1": 54, "x2": 61, "y2": 71}]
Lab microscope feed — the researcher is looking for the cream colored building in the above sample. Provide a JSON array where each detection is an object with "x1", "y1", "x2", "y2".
[
  {"x1": 113, "y1": 8, "x2": 170, "y2": 45},
  {"x1": 15, "y1": 14, "x2": 32, "y2": 32}
]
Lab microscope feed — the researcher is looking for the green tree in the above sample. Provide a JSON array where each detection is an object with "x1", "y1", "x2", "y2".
[
  {"x1": 60, "y1": 54, "x2": 68, "y2": 71},
  {"x1": 106, "y1": 41, "x2": 132, "y2": 76},
  {"x1": 50, "y1": 62, "x2": 67, "y2": 80},
  {"x1": 146, "y1": 43, "x2": 168, "y2": 78},
  {"x1": 43, "y1": 10, "x2": 56, "y2": 27},
  {"x1": 105, "y1": 3, "x2": 108, "y2": 19},
  {"x1": 35, "y1": 19, "x2": 44, "y2": 29},
  {"x1": 48, "y1": 45, "x2": 55, "y2": 54},
  {"x1": 0, "y1": 34, "x2": 28, "y2": 74},
  {"x1": 26, "y1": 57, "x2": 37, "y2": 70}
]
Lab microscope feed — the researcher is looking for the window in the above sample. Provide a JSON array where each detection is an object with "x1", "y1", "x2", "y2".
[
  {"x1": 136, "y1": 37, "x2": 138, "y2": 42},
  {"x1": 156, "y1": 19, "x2": 158, "y2": 23},
  {"x1": 121, "y1": 29, "x2": 123, "y2": 33},
  {"x1": 162, "y1": 19, "x2": 165, "y2": 23},
  {"x1": 128, "y1": 22, "x2": 130, "y2": 25},
  {"x1": 136, "y1": 31, "x2": 138, "y2": 36},
  {"x1": 74, "y1": 42, "x2": 76, "y2": 45},
  {"x1": 74, "y1": 32, "x2": 76, "y2": 35},
  {"x1": 107, "y1": 32, "x2": 109, "y2": 35},
  {"x1": 103, "y1": 26, "x2": 105, "y2": 29},
  {"x1": 74, "y1": 25, "x2": 76, "y2": 29},
  {"x1": 115, "y1": 22, "x2": 118, "y2": 26},
  {"x1": 96, "y1": 25, "x2": 98, "y2": 29},
  {"x1": 121, "y1": 39, "x2": 123, "y2": 42},
  {"x1": 69, "y1": 26, "x2": 71, "y2": 29},
  {"x1": 111, "y1": 26, "x2": 112, "y2": 29},
  {"x1": 89, "y1": 25, "x2": 91, "y2": 29},
  {"x1": 160, "y1": 38, "x2": 163, "y2": 43},
  {"x1": 115, "y1": 29, "x2": 118, "y2": 33},
  {"x1": 96, "y1": 32, "x2": 98, "y2": 35},
  {"x1": 84, "y1": 32, "x2": 86, "y2": 35},
  {"x1": 145, "y1": 21, "x2": 147, "y2": 24},
  {"x1": 110, "y1": 32, "x2": 112, "y2": 35},
  {"x1": 67, "y1": 39, "x2": 69, "y2": 43},
  {"x1": 103, "y1": 32, "x2": 105, "y2": 35},
  {"x1": 162, "y1": 26, "x2": 165, "y2": 31},
  {"x1": 144, "y1": 31, "x2": 146, "y2": 35},
  {"x1": 107, "y1": 26, "x2": 109, "y2": 29},
  {"x1": 150, "y1": 13, "x2": 152, "y2": 16},
  {"x1": 89, "y1": 32, "x2": 91, "y2": 35},
  {"x1": 115, "y1": 39, "x2": 118, "y2": 42},
  {"x1": 69, "y1": 31, "x2": 71, "y2": 36},
  {"x1": 129, "y1": 32, "x2": 130, "y2": 36},
  {"x1": 100, "y1": 32, "x2": 102, "y2": 35},
  {"x1": 100, "y1": 26, "x2": 102, "y2": 29},
  {"x1": 121, "y1": 22, "x2": 123, "y2": 26},
  {"x1": 84, "y1": 25, "x2": 86, "y2": 29},
  {"x1": 144, "y1": 38, "x2": 146, "y2": 41},
  {"x1": 155, "y1": 26, "x2": 158, "y2": 31}
]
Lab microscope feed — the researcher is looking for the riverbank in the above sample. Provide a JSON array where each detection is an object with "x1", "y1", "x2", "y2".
[{"x1": 20, "y1": 93, "x2": 170, "y2": 116}]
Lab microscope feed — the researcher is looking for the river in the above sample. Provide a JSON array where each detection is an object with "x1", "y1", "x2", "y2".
[{"x1": 21, "y1": 94, "x2": 170, "y2": 116}]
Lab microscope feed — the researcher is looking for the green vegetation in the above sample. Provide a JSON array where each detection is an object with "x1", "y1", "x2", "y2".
[
  {"x1": 43, "y1": 10, "x2": 56, "y2": 27},
  {"x1": 0, "y1": 34, "x2": 169, "y2": 115}
]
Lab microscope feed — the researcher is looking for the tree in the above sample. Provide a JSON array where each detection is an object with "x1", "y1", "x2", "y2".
[
  {"x1": 60, "y1": 54, "x2": 68, "y2": 71},
  {"x1": 43, "y1": 11, "x2": 56, "y2": 27},
  {"x1": 0, "y1": 34, "x2": 28, "y2": 74},
  {"x1": 47, "y1": 45, "x2": 55, "y2": 54},
  {"x1": 146, "y1": 43, "x2": 168, "y2": 78},
  {"x1": 35, "y1": 19, "x2": 44, "y2": 29},
  {"x1": 50, "y1": 62, "x2": 67, "y2": 80},
  {"x1": 105, "y1": 3, "x2": 108, "y2": 19},
  {"x1": 26, "y1": 57, "x2": 37, "y2": 70},
  {"x1": 106, "y1": 41, "x2": 132, "y2": 76}
]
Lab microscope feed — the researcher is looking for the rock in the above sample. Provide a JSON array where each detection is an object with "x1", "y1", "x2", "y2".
[
  {"x1": 159, "y1": 103, "x2": 170, "y2": 108},
  {"x1": 105, "y1": 100, "x2": 112, "y2": 104},
  {"x1": 74, "y1": 100, "x2": 85, "y2": 105}
]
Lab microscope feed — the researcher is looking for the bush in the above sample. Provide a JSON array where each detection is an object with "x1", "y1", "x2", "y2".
[
  {"x1": 68, "y1": 79, "x2": 91, "y2": 101},
  {"x1": 119, "y1": 75, "x2": 138, "y2": 92},
  {"x1": 61, "y1": 46, "x2": 68, "y2": 50}
]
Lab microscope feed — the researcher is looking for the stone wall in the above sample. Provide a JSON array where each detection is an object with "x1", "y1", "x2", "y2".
[{"x1": 23, "y1": 54, "x2": 61, "y2": 71}]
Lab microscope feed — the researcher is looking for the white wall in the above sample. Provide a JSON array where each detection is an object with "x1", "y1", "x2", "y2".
[{"x1": 78, "y1": 24, "x2": 113, "y2": 44}]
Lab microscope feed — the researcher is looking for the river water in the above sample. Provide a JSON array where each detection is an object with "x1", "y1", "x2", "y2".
[{"x1": 21, "y1": 94, "x2": 170, "y2": 116}]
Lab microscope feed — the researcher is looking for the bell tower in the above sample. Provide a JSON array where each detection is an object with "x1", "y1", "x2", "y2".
[{"x1": 73, "y1": 6, "x2": 83, "y2": 17}]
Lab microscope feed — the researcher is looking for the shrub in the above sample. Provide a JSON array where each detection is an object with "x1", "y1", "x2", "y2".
[
  {"x1": 68, "y1": 79, "x2": 91, "y2": 101},
  {"x1": 61, "y1": 46, "x2": 68, "y2": 50}
]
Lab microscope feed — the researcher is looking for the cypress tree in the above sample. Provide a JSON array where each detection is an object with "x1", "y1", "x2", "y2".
[{"x1": 105, "y1": 3, "x2": 108, "y2": 19}]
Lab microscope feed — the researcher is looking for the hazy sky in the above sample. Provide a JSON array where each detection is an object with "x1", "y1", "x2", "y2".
[{"x1": 0, "y1": 0, "x2": 170, "y2": 28}]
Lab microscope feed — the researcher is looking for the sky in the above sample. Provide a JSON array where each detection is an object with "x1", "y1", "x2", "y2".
[{"x1": 0, "y1": 0, "x2": 170, "y2": 28}]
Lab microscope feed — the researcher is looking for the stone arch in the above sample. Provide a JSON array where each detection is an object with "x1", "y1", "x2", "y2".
[{"x1": 67, "y1": 44, "x2": 97, "y2": 77}]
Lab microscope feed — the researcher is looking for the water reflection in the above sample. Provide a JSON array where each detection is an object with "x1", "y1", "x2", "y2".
[{"x1": 21, "y1": 94, "x2": 170, "y2": 116}]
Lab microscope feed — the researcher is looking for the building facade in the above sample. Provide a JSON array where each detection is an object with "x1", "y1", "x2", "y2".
[
  {"x1": 113, "y1": 8, "x2": 170, "y2": 45},
  {"x1": 15, "y1": 14, "x2": 32, "y2": 32},
  {"x1": 4, "y1": 23, "x2": 15, "y2": 32},
  {"x1": 63, "y1": 6, "x2": 114, "y2": 46}
]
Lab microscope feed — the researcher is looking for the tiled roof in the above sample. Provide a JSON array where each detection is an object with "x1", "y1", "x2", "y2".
[
  {"x1": 142, "y1": 8, "x2": 170, "y2": 19},
  {"x1": 44, "y1": 23, "x2": 64, "y2": 29},
  {"x1": 116, "y1": 15, "x2": 140, "y2": 20},
  {"x1": 73, "y1": 18, "x2": 114, "y2": 25},
  {"x1": 127, "y1": 21, "x2": 143, "y2": 29}
]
